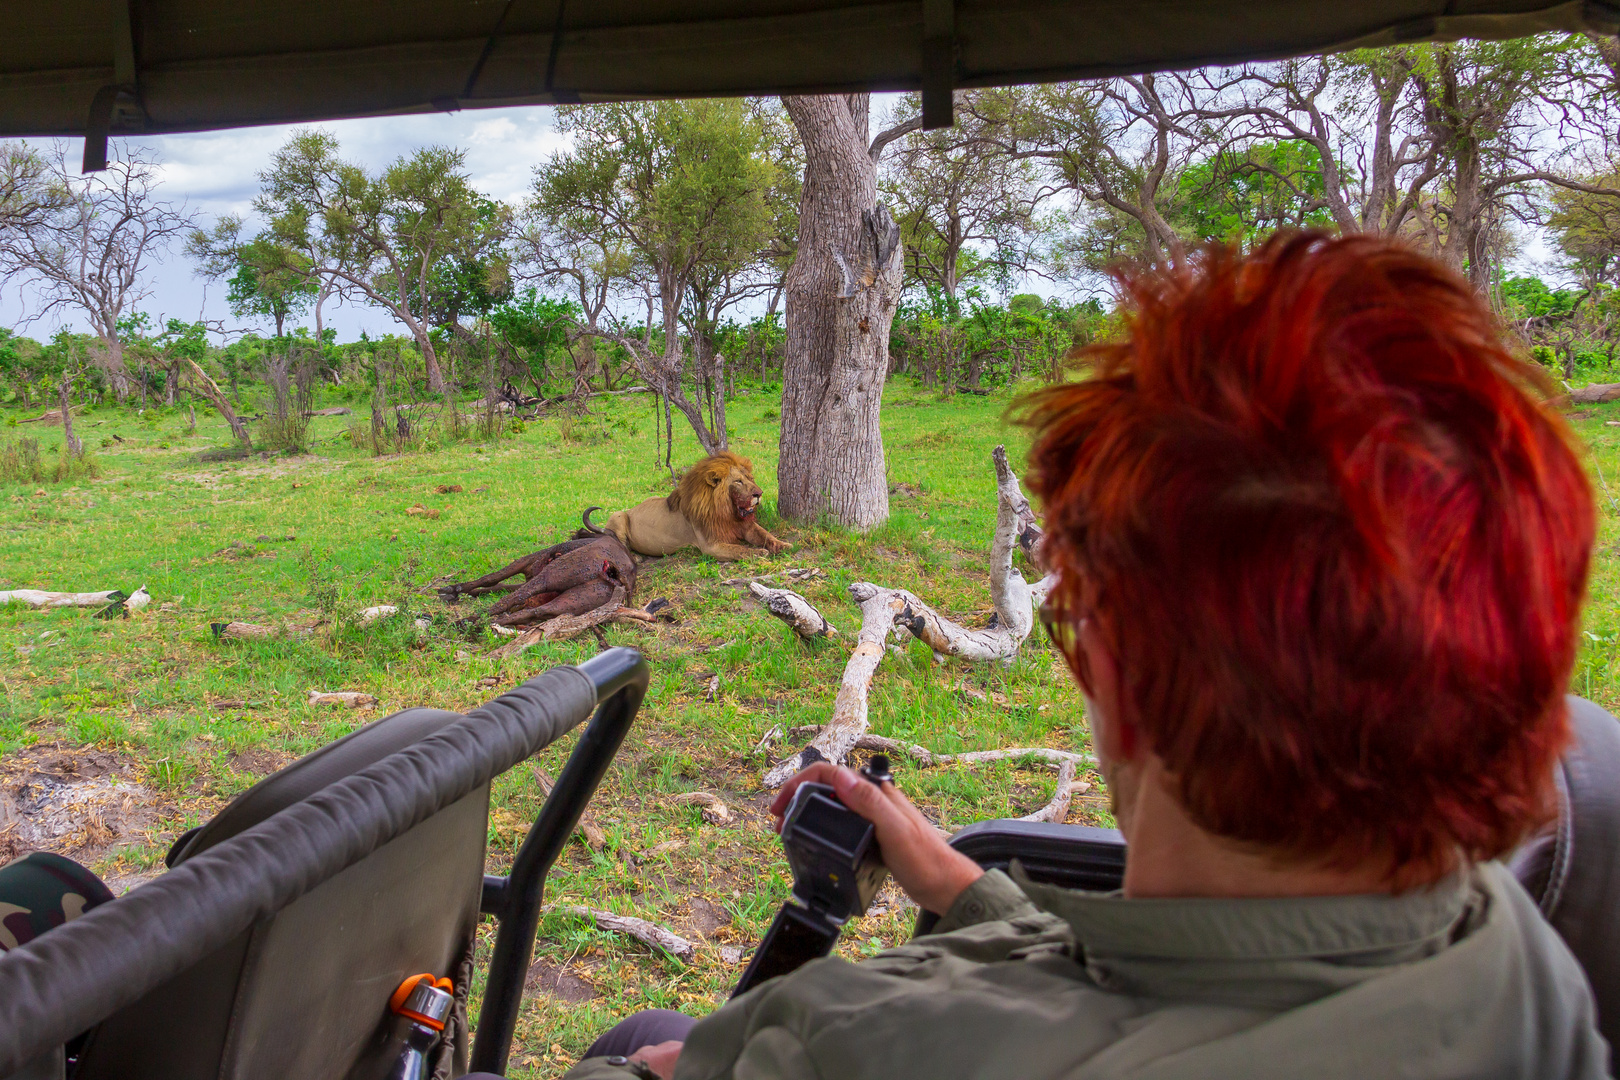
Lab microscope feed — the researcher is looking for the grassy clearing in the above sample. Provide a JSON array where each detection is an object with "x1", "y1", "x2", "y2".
[
  {"x1": 0, "y1": 381, "x2": 1103, "y2": 1077},
  {"x1": 8, "y1": 385, "x2": 1620, "y2": 1077}
]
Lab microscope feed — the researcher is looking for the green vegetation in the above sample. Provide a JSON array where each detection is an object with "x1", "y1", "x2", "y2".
[{"x1": 0, "y1": 380, "x2": 1108, "y2": 1077}]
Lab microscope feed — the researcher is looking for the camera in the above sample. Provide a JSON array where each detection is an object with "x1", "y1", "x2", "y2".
[{"x1": 732, "y1": 757, "x2": 893, "y2": 997}]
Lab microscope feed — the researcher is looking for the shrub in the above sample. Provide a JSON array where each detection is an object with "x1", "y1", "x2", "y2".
[{"x1": 0, "y1": 438, "x2": 100, "y2": 484}]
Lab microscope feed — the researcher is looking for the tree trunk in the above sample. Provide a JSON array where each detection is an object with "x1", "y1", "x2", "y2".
[
  {"x1": 177, "y1": 357, "x2": 253, "y2": 448},
  {"x1": 58, "y1": 377, "x2": 82, "y2": 457},
  {"x1": 96, "y1": 332, "x2": 132, "y2": 403},
  {"x1": 778, "y1": 94, "x2": 902, "y2": 530}
]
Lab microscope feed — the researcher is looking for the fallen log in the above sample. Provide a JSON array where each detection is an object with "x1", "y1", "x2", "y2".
[
  {"x1": 532, "y1": 765, "x2": 607, "y2": 850},
  {"x1": 1569, "y1": 382, "x2": 1620, "y2": 404},
  {"x1": 748, "y1": 582, "x2": 836, "y2": 639},
  {"x1": 764, "y1": 582, "x2": 904, "y2": 787},
  {"x1": 672, "y1": 791, "x2": 733, "y2": 825},
  {"x1": 16, "y1": 405, "x2": 82, "y2": 425},
  {"x1": 852, "y1": 734, "x2": 1093, "y2": 769},
  {"x1": 1017, "y1": 759, "x2": 1076, "y2": 823},
  {"x1": 887, "y1": 446, "x2": 1037, "y2": 663},
  {"x1": 721, "y1": 567, "x2": 827, "y2": 587},
  {"x1": 0, "y1": 589, "x2": 121, "y2": 609},
  {"x1": 307, "y1": 689, "x2": 378, "y2": 708},
  {"x1": 547, "y1": 905, "x2": 696, "y2": 961},
  {"x1": 353, "y1": 604, "x2": 399, "y2": 626}
]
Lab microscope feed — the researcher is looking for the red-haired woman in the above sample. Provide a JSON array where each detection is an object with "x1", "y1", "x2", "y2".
[{"x1": 556, "y1": 235, "x2": 1608, "y2": 1080}]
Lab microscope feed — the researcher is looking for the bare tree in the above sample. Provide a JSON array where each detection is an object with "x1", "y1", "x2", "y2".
[
  {"x1": 974, "y1": 77, "x2": 1209, "y2": 270},
  {"x1": 0, "y1": 145, "x2": 193, "y2": 402},
  {"x1": 881, "y1": 90, "x2": 1046, "y2": 302}
]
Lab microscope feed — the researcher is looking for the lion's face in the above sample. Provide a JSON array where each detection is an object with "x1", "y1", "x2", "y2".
[{"x1": 721, "y1": 470, "x2": 763, "y2": 521}]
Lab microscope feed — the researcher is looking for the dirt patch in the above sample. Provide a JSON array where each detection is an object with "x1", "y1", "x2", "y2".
[
  {"x1": 0, "y1": 744, "x2": 168, "y2": 863},
  {"x1": 228, "y1": 748, "x2": 295, "y2": 777},
  {"x1": 685, "y1": 896, "x2": 732, "y2": 939},
  {"x1": 525, "y1": 958, "x2": 598, "y2": 1003}
]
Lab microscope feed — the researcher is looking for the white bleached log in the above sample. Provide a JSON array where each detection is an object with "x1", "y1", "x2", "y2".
[
  {"x1": 354, "y1": 604, "x2": 399, "y2": 626},
  {"x1": 883, "y1": 446, "x2": 1039, "y2": 663},
  {"x1": 748, "y1": 582, "x2": 836, "y2": 639},
  {"x1": 852, "y1": 734, "x2": 1093, "y2": 769},
  {"x1": 0, "y1": 589, "x2": 121, "y2": 608},
  {"x1": 546, "y1": 905, "x2": 696, "y2": 961},
  {"x1": 1017, "y1": 759, "x2": 1077, "y2": 823},
  {"x1": 308, "y1": 689, "x2": 378, "y2": 708},
  {"x1": 672, "y1": 791, "x2": 733, "y2": 825},
  {"x1": 764, "y1": 582, "x2": 904, "y2": 787}
]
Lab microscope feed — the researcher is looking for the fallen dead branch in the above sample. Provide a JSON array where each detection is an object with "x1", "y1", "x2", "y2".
[
  {"x1": 532, "y1": 765, "x2": 607, "y2": 849},
  {"x1": 488, "y1": 588, "x2": 658, "y2": 656},
  {"x1": 307, "y1": 690, "x2": 378, "y2": 708},
  {"x1": 748, "y1": 582, "x2": 836, "y2": 639},
  {"x1": 1017, "y1": 759, "x2": 1076, "y2": 823},
  {"x1": 672, "y1": 791, "x2": 733, "y2": 825},
  {"x1": 353, "y1": 604, "x2": 399, "y2": 626},
  {"x1": 0, "y1": 589, "x2": 122, "y2": 609},
  {"x1": 852, "y1": 734, "x2": 1092, "y2": 769},
  {"x1": 546, "y1": 905, "x2": 696, "y2": 961},
  {"x1": 764, "y1": 582, "x2": 905, "y2": 787},
  {"x1": 883, "y1": 446, "x2": 1038, "y2": 663},
  {"x1": 721, "y1": 567, "x2": 828, "y2": 587}
]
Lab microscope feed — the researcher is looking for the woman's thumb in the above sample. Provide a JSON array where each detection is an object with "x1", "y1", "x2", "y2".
[{"x1": 830, "y1": 765, "x2": 888, "y2": 821}]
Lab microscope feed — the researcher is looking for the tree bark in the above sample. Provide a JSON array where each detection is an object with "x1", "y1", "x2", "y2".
[
  {"x1": 176, "y1": 357, "x2": 253, "y2": 448},
  {"x1": 57, "y1": 377, "x2": 82, "y2": 457},
  {"x1": 764, "y1": 580, "x2": 902, "y2": 787},
  {"x1": 778, "y1": 95, "x2": 903, "y2": 530}
]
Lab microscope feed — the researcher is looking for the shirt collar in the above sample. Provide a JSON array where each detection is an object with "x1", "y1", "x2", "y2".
[{"x1": 1010, "y1": 861, "x2": 1487, "y2": 1008}]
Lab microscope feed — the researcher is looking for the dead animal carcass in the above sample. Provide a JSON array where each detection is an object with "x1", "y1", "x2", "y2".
[{"x1": 440, "y1": 534, "x2": 636, "y2": 628}]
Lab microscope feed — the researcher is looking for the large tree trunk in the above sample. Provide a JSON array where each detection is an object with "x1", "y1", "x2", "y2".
[
  {"x1": 778, "y1": 95, "x2": 902, "y2": 530},
  {"x1": 95, "y1": 332, "x2": 132, "y2": 403}
]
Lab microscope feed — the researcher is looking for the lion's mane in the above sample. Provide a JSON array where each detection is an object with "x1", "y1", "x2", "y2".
[{"x1": 666, "y1": 451, "x2": 758, "y2": 541}]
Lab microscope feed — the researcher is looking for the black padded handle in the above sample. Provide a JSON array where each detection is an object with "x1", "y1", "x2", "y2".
[{"x1": 0, "y1": 660, "x2": 618, "y2": 1076}]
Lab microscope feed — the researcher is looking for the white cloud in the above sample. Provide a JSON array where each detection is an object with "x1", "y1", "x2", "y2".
[{"x1": 0, "y1": 104, "x2": 566, "y2": 341}]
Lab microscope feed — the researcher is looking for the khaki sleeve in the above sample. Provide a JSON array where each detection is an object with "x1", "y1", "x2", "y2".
[
  {"x1": 561, "y1": 1058, "x2": 645, "y2": 1080},
  {"x1": 930, "y1": 868, "x2": 1039, "y2": 933}
]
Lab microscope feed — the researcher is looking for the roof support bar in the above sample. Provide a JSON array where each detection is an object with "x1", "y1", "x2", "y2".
[
  {"x1": 83, "y1": 0, "x2": 141, "y2": 172},
  {"x1": 921, "y1": 0, "x2": 955, "y2": 129}
]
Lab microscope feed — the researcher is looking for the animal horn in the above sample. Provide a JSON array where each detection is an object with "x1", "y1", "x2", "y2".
[{"x1": 581, "y1": 506, "x2": 605, "y2": 534}]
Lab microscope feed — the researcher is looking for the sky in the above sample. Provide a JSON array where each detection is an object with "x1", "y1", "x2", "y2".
[
  {"x1": 0, "y1": 93, "x2": 1560, "y2": 346},
  {"x1": 0, "y1": 105, "x2": 572, "y2": 343}
]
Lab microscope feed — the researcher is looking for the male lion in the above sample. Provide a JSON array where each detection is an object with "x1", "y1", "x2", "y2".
[{"x1": 584, "y1": 451, "x2": 791, "y2": 561}]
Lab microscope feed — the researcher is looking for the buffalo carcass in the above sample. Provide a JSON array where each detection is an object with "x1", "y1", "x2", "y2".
[{"x1": 440, "y1": 532, "x2": 636, "y2": 628}]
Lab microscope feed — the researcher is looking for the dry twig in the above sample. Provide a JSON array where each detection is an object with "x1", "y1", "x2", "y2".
[
  {"x1": 546, "y1": 905, "x2": 696, "y2": 961},
  {"x1": 748, "y1": 582, "x2": 837, "y2": 639}
]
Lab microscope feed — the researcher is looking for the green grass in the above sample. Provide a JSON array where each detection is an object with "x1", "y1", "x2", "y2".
[
  {"x1": 13, "y1": 384, "x2": 1620, "y2": 1076},
  {"x1": 0, "y1": 382, "x2": 1100, "y2": 1077}
]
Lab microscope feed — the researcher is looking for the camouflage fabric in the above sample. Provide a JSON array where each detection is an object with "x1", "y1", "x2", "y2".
[{"x1": 0, "y1": 851, "x2": 115, "y2": 951}]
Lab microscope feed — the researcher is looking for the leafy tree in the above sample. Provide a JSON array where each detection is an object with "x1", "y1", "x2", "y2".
[
  {"x1": 256, "y1": 130, "x2": 509, "y2": 392},
  {"x1": 188, "y1": 218, "x2": 318, "y2": 337},
  {"x1": 532, "y1": 99, "x2": 780, "y2": 456},
  {"x1": 1174, "y1": 141, "x2": 1338, "y2": 248}
]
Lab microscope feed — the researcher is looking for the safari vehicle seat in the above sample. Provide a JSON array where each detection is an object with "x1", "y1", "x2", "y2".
[
  {"x1": 927, "y1": 694, "x2": 1620, "y2": 1055},
  {"x1": 0, "y1": 648, "x2": 650, "y2": 1080},
  {"x1": 72, "y1": 705, "x2": 484, "y2": 1080}
]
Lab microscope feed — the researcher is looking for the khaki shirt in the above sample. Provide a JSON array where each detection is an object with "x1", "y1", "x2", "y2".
[{"x1": 564, "y1": 862, "x2": 1609, "y2": 1080}]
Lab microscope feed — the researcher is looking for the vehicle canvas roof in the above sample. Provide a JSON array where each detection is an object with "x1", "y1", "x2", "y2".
[{"x1": 4, "y1": 0, "x2": 1615, "y2": 142}]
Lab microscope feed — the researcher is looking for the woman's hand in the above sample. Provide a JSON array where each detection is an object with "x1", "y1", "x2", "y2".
[
  {"x1": 769, "y1": 763, "x2": 984, "y2": 915},
  {"x1": 628, "y1": 1040, "x2": 682, "y2": 1079}
]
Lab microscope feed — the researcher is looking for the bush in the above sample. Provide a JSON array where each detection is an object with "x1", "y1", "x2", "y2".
[{"x1": 0, "y1": 437, "x2": 100, "y2": 484}]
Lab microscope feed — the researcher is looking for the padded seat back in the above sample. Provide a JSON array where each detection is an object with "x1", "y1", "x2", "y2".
[{"x1": 73, "y1": 707, "x2": 485, "y2": 1080}]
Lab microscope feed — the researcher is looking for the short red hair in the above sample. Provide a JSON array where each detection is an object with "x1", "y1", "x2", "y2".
[{"x1": 1021, "y1": 234, "x2": 1594, "y2": 886}]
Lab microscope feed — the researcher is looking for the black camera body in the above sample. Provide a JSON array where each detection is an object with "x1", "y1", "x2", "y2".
[{"x1": 732, "y1": 760, "x2": 893, "y2": 997}]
